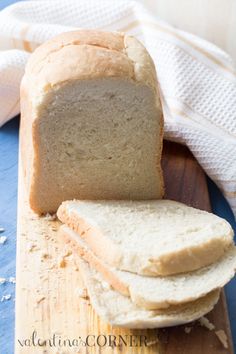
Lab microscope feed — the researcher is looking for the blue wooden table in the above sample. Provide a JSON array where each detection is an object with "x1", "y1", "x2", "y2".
[{"x1": 0, "y1": 1, "x2": 235, "y2": 354}]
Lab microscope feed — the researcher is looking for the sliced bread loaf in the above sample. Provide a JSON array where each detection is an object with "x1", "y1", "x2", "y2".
[
  {"x1": 20, "y1": 30, "x2": 164, "y2": 214},
  {"x1": 78, "y1": 258, "x2": 220, "y2": 328},
  {"x1": 61, "y1": 225, "x2": 236, "y2": 310},
  {"x1": 57, "y1": 200, "x2": 233, "y2": 276}
]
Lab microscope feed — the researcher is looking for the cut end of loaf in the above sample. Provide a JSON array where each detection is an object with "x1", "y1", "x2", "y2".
[{"x1": 28, "y1": 78, "x2": 163, "y2": 214}]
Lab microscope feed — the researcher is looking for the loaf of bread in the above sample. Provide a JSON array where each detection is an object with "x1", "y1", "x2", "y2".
[
  {"x1": 20, "y1": 30, "x2": 164, "y2": 214},
  {"x1": 61, "y1": 225, "x2": 236, "y2": 310},
  {"x1": 57, "y1": 199, "x2": 233, "y2": 276}
]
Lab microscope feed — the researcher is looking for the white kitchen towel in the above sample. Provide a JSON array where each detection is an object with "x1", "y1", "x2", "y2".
[{"x1": 0, "y1": 0, "x2": 236, "y2": 217}]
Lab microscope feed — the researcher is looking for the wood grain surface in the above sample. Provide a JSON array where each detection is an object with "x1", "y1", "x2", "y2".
[{"x1": 15, "y1": 140, "x2": 233, "y2": 354}]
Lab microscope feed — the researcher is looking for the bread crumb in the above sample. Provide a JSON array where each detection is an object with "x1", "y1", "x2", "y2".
[
  {"x1": 76, "y1": 287, "x2": 89, "y2": 299},
  {"x1": 27, "y1": 243, "x2": 38, "y2": 252},
  {"x1": 101, "y1": 281, "x2": 111, "y2": 290},
  {"x1": 146, "y1": 338, "x2": 159, "y2": 346},
  {"x1": 58, "y1": 257, "x2": 66, "y2": 268},
  {"x1": 57, "y1": 249, "x2": 72, "y2": 268},
  {"x1": 36, "y1": 296, "x2": 46, "y2": 304},
  {"x1": 0, "y1": 227, "x2": 5, "y2": 233},
  {"x1": 1, "y1": 294, "x2": 11, "y2": 302},
  {"x1": 0, "y1": 236, "x2": 7, "y2": 244},
  {"x1": 0, "y1": 278, "x2": 6, "y2": 284},
  {"x1": 39, "y1": 274, "x2": 47, "y2": 281},
  {"x1": 215, "y1": 330, "x2": 228, "y2": 349},
  {"x1": 9, "y1": 277, "x2": 16, "y2": 284},
  {"x1": 63, "y1": 249, "x2": 72, "y2": 258},
  {"x1": 184, "y1": 327, "x2": 192, "y2": 334},
  {"x1": 48, "y1": 262, "x2": 56, "y2": 270},
  {"x1": 41, "y1": 252, "x2": 50, "y2": 261},
  {"x1": 199, "y1": 316, "x2": 215, "y2": 330},
  {"x1": 44, "y1": 213, "x2": 57, "y2": 221}
]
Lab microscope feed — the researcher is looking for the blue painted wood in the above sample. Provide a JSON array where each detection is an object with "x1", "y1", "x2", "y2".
[
  {"x1": 0, "y1": 117, "x2": 19, "y2": 354},
  {"x1": 0, "y1": 0, "x2": 25, "y2": 10}
]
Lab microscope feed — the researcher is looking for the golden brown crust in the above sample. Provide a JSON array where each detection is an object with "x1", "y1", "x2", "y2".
[
  {"x1": 23, "y1": 29, "x2": 160, "y2": 99},
  {"x1": 26, "y1": 30, "x2": 126, "y2": 76},
  {"x1": 29, "y1": 44, "x2": 135, "y2": 92}
]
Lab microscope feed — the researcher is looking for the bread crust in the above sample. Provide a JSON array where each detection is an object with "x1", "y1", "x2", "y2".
[{"x1": 24, "y1": 30, "x2": 159, "y2": 93}]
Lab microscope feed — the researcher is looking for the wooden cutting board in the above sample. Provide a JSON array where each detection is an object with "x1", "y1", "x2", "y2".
[{"x1": 15, "y1": 140, "x2": 234, "y2": 354}]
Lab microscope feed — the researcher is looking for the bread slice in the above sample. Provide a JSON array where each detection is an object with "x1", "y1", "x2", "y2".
[
  {"x1": 20, "y1": 30, "x2": 164, "y2": 214},
  {"x1": 61, "y1": 225, "x2": 236, "y2": 310},
  {"x1": 57, "y1": 200, "x2": 234, "y2": 276},
  {"x1": 78, "y1": 258, "x2": 220, "y2": 328}
]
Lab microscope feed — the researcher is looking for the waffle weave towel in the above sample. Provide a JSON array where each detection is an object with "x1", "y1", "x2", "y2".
[{"x1": 0, "y1": 0, "x2": 236, "y2": 216}]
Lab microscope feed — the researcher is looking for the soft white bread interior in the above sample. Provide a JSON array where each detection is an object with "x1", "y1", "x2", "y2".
[
  {"x1": 57, "y1": 200, "x2": 234, "y2": 276},
  {"x1": 61, "y1": 225, "x2": 236, "y2": 310},
  {"x1": 78, "y1": 258, "x2": 220, "y2": 329},
  {"x1": 20, "y1": 30, "x2": 164, "y2": 214}
]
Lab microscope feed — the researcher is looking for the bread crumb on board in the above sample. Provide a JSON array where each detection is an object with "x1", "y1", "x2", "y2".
[
  {"x1": 36, "y1": 296, "x2": 46, "y2": 304},
  {"x1": 27, "y1": 242, "x2": 39, "y2": 252},
  {"x1": 101, "y1": 281, "x2": 111, "y2": 290},
  {"x1": 198, "y1": 316, "x2": 215, "y2": 330},
  {"x1": 58, "y1": 257, "x2": 66, "y2": 268},
  {"x1": 58, "y1": 249, "x2": 73, "y2": 268},
  {"x1": 184, "y1": 326, "x2": 192, "y2": 334},
  {"x1": 75, "y1": 287, "x2": 89, "y2": 300},
  {"x1": 0, "y1": 236, "x2": 7, "y2": 244},
  {"x1": 146, "y1": 338, "x2": 159, "y2": 346},
  {"x1": 41, "y1": 252, "x2": 51, "y2": 261},
  {"x1": 44, "y1": 213, "x2": 57, "y2": 221},
  {"x1": 63, "y1": 249, "x2": 72, "y2": 258},
  {"x1": 215, "y1": 330, "x2": 228, "y2": 349}
]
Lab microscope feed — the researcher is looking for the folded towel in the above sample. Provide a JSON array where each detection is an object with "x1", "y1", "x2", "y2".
[{"x1": 0, "y1": 0, "x2": 235, "y2": 217}]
